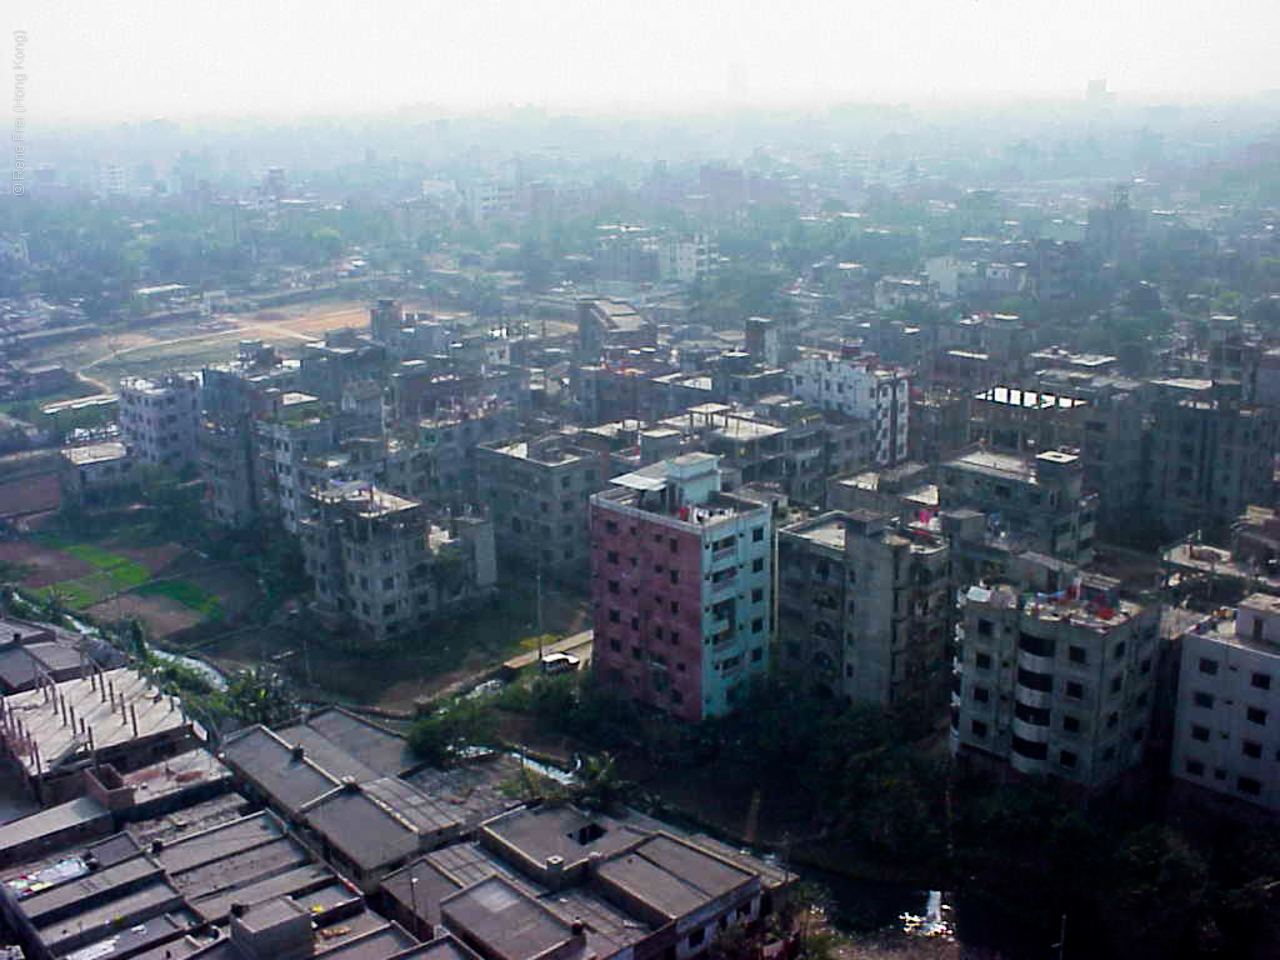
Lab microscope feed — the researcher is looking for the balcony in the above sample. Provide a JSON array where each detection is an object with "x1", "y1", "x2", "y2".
[
  {"x1": 1010, "y1": 750, "x2": 1047, "y2": 775},
  {"x1": 1012, "y1": 716, "x2": 1051, "y2": 744},
  {"x1": 711, "y1": 545, "x2": 737, "y2": 565},
  {"x1": 712, "y1": 576, "x2": 738, "y2": 595},
  {"x1": 1017, "y1": 648, "x2": 1055, "y2": 675},
  {"x1": 1014, "y1": 683, "x2": 1052, "y2": 710}
]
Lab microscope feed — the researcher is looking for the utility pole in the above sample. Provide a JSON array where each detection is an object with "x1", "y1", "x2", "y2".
[
  {"x1": 1052, "y1": 913, "x2": 1066, "y2": 960},
  {"x1": 536, "y1": 566, "x2": 544, "y2": 665}
]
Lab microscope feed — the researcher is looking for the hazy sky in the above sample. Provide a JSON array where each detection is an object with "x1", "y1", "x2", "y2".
[{"x1": 8, "y1": 0, "x2": 1279, "y2": 122}]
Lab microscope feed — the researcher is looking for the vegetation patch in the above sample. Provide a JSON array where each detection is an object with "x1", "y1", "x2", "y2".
[{"x1": 137, "y1": 579, "x2": 224, "y2": 620}]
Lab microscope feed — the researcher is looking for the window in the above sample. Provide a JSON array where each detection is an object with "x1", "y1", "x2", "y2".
[
  {"x1": 1140, "y1": 658, "x2": 1152, "y2": 675},
  {"x1": 1060, "y1": 750, "x2": 1077, "y2": 768},
  {"x1": 1199, "y1": 658, "x2": 1219, "y2": 676},
  {"x1": 752, "y1": 588, "x2": 764, "y2": 603},
  {"x1": 1248, "y1": 707, "x2": 1268, "y2": 726},
  {"x1": 752, "y1": 618, "x2": 764, "y2": 633},
  {"x1": 1066, "y1": 681, "x2": 1084, "y2": 699},
  {"x1": 632, "y1": 646, "x2": 642, "y2": 661},
  {"x1": 1243, "y1": 740, "x2": 1263, "y2": 759},
  {"x1": 973, "y1": 687, "x2": 990, "y2": 703},
  {"x1": 1063, "y1": 715, "x2": 1080, "y2": 733},
  {"x1": 670, "y1": 570, "x2": 680, "y2": 585},
  {"x1": 605, "y1": 520, "x2": 618, "y2": 534},
  {"x1": 1185, "y1": 759, "x2": 1205, "y2": 777},
  {"x1": 1106, "y1": 712, "x2": 1119, "y2": 729},
  {"x1": 609, "y1": 637, "x2": 621, "y2": 652},
  {"x1": 971, "y1": 720, "x2": 988, "y2": 737},
  {"x1": 1193, "y1": 691, "x2": 1215, "y2": 709},
  {"x1": 607, "y1": 550, "x2": 619, "y2": 564},
  {"x1": 688, "y1": 929, "x2": 705, "y2": 949},
  {"x1": 977, "y1": 619, "x2": 994, "y2": 637},
  {"x1": 976, "y1": 653, "x2": 993, "y2": 670},
  {"x1": 671, "y1": 631, "x2": 681, "y2": 645},
  {"x1": 752, "y1": 527, "x2": 764, "y2": 542},
  {"x1": 752, "y1": 558, "x2": 764, "y2": 573},
  {"x1": 1113, "y1": 642, "x2": 1126, "y2": 660},
  {"x1": 608, "y1": 609, "x2": 620, "y2": 624},
  {"x1": 1191, "y1": 725, "x2": 1210, "y2": 742},
  {"x1": 669, "y1": 537, "x2": 679, "y2": 553},
  {"x1": 752, "y1": 647, "x2": 763, "y2": 662},
  {"x1": 1111, "y1": 676, "x2": 1123, "y2": 694},
  {"x1": 1239, "y1": 777, "x2": 1262, "y2": 797},
  {"x1": 1068, "y1": 645, "x2": 1087, "y2": 665},
  {"x1": 608, "y1": 580, "x2": 620, "y2": 595},
  {"x1": 1252, "y1": 672, "x2": 1272, "y2": 691}
]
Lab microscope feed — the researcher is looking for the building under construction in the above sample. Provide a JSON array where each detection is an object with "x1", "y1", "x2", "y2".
[{"x1": 298, "y1": 483, "x2": 496, "y2": 646}]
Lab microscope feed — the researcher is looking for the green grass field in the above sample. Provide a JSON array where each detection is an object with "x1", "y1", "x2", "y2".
[{"x1": 28, "y1": 533, "x2": 224, "y2": 621}]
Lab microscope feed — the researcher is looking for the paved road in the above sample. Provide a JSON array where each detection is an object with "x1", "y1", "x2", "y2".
[{"x1": 502, "y1": 629, "x2": 594, "y2": 673}]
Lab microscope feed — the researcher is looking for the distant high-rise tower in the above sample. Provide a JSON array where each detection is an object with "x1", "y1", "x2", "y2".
[{"x1": 1086, "y1": 78, "x2": 1116, "y2": 105}]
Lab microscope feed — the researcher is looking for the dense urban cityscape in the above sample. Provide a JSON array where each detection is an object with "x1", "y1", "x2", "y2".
[{"x1": 1, "y1": 20, "x2": 1280, "y2": 957}]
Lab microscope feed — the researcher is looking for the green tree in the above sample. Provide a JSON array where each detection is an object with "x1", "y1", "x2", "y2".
[
  {"x1": 407, "y1": 700, "x2": 499, "y2": 766},
  {"x1": 221, "y1": 667, "x2": 298, "y2": 728}
]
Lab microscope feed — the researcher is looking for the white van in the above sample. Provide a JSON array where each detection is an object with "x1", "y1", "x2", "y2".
[{"x1": 540, "y1": 653, "x2": 581, "y2": 675}]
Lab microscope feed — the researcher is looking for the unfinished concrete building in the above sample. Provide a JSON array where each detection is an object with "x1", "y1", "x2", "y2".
[
  {"x1": 778, "y1": 510, "x2": 952, "y2": 713},
  {"x1": 298, "y1": 483, "x2": 496, "y2": 646},
  {"x1": 474, "y1": 433, "x2": 608, "y2": 577}
]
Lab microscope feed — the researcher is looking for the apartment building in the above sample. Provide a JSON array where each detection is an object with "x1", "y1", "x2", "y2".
[
  {"x1": 1027, "y1": 368, "x2": 1151, "y2": 534},
  {"x1": 787, "y1": 345, "x2": 909, "y2": 466},
  {"x1": 298, "y1": 483, "x2": 496, "y2": 647},
  {"x1": 576, "y1": 298, "x2": 656, "y2": 363},
  {"x1": 778, "y1": 510, "x2": 951, "y2": 713},
  {"x1": 1171, "y1": 593, "x2": 1280, "y2": 812},
  {"x1": 952, "y1": 568, "x2": 1160, "y2": 791},
  {"x1": 1146, "y1": 378, "x2": 1277, "y2": 543},
  {"x1": 117, "y1": 373, "x2": 201, "y2": 472},
  {"x1": 254, "y1": 392, "x2": 337, "y2": 533},
  {"x1": 198, "y1": 341, "x2": 298, "y2": 529},
  {"x1": 474, "y1": 433, "x2": 608, "y2": 576},
  {"x1": 590, "y1": 453, "x2": 773, "y2": 722},
  {"x1": 939, "y1": 447, "x2": 1096, "y2": 567}
]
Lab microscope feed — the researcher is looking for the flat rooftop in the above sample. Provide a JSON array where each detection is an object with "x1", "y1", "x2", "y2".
[
  {"x1": 594, "y1": 833, "x2": 754, "y2": 922},
  {"x1": 440, "y1": 876, "x2": 578, "y2": 960},
  {"x1": 976, "y1": 386, "x2": 1088, "y2": 410},
  {"x1": 61, "y1": 442, "x2": 129, "y2": 467},
  {"x1": 2, "y1": 667, "x2": 192, "y2": 778}
]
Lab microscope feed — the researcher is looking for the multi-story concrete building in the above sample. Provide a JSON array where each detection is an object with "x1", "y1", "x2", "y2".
[
  {"x1": 576, "y1": 298, "x2": 655, "y2": 363},
  {"x1": 1171, "y1": 593, "x2": 1280, "y2": 812},
  {"x1": 298, "y1": 483, "x2": 496, "y2": 647},
  {"x1": 117, "y1": 373, "x2": 201, "y2": 472},
  {"x1": 939, "y1": 448, "x2": 1096, "y2": 567},
  {"x1": 590, "y1": 453, "x2": 773, "y2": 722},
  {"x1": 198, "y1": 341, "x2": 298, "y2": 529},
  {"x1": 778, "y1": 510, "x2": 951, "y2": 713},
  {"x1": 474, "y1": 433, "x2": 609, "y2": 576},
  {"x1": 1026, "y1": 369, "x2": 1150, "y2": 535},
  {"x1": 254, "y1": 392, "x2": 339, "y2": 533},
  {"x1": 787, "y1": 346, "x2": 909, "y2": 466},
  {"x1": 952, "y1": 567, "x2": 1160, "y2": 792},
  {"x1": 1146, "y1": 378, "x2": 1277, "y2": 543},
  {"x1": 59, "y1": 441, "x2": 136, "y2": 506}
]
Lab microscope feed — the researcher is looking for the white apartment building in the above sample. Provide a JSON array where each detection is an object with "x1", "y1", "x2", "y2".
[
  {"x1": 658, "y1": 234, "x2": 714, "y2": 285},
  {"x1": 1171, "y1": 593, "x2": 1280, "y2": 812},
  {"x1": 787, "y1": 346, "x2": 910, "y2": 466},
  {"x1": 117, "y1": 373, "x2": 202, "y2": 472}
]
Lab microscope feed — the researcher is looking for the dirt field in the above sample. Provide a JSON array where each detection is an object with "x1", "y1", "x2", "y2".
[
  {"x1": 40, "y1": 297, "x2": 422, "y2": 389},
  {"x1": 0, "y1": 471, "x2": 61, "y2": 520},
  {"x1": 0, "y1": 540, "x2": 93, "y2": 586}
]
